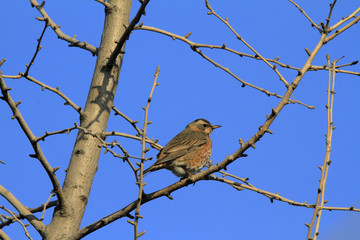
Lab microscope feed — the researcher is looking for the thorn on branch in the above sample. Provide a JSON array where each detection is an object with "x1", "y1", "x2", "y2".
[
  {"x1": 305, "y1": 48, "x2": 312, "y2": 56},
  {"x1": 35, "y1": 16, "x2": 47, "y2": 22},
  {"x1": 127, "y1": 220, "x2": 136, "y2": 226},
  {"x1": 137, "y1": 231, "x2": 146, "y2": 238},
  {"x1": 265, "y1": 128, "x2": 273, "y2": 134},
  {"x1": 29, "y1": 154, "x2": 38, "y2": 158},
  {"x1": 184, "y1": 32, "x2": 192, "y2": 39},
  {"x1": 15, "y1": 100, "x2": 22, "y2": 107}
]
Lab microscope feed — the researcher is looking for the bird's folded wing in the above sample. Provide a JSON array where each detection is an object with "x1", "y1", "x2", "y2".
[{"x1": 154, "y1": 131, "x2": 207, "y2": 165}]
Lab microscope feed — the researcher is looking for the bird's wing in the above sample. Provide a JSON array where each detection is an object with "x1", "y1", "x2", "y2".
[{"x1": 153, "y1": 130, "x2": 207, "y2": 165}]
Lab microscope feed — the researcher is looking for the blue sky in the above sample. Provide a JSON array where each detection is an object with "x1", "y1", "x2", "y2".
[{"x1": 1, "y1": 1, "x2": 360, "y2": 239}]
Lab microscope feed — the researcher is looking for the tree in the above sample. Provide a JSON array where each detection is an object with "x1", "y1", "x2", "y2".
[{"x1": 1, "y1": 1, "x2": 360, "y2": 239}]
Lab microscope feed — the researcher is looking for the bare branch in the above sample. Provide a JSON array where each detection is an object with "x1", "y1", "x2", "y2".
[
  {"x1": 35, "y1": 126, "x2": 78, "y2": 142},
  {"x1": 325, "y1": 15, "x2": 360, "y2": 44},
  {"x1": 134, "y1": 25, "x2": 315, "y2": 109},
  {"x1": 24, "y1": 22, "x2": 48, "y2": 77},
  {"x1": 205, "y1": 0, "x2": 290, "y2": 88},
  {"x1": 40, "y1": 193, "x2": 55, "y2": 220},
  {"x1": 0, "y1": 201, "x2": 57, "y2": 228},
  {"x1": 29, "y1": 0, "x2": 97, "y2": 55},
  {"x1": 288, "y1": 0, "x2": 322, "y2": 32},
  {"x1": 325, "y1": 1, "x2": 337, "y2": 29},
  {"x1": 0, "y1": 73, "x2": 67, "y2": 212},
  {"x1": 133, "y1": 66, "x2": 160, "y2": 239},
  {"x1": 0, "y1": 205, "x2": 33, "y2": 240},
  {"x1": 3, "y1": 74, "x2": 83, "y2": 114},
  {"x1": 0, "y1": 185, "x2": 46, "y2": 238},
  {"x1": 307, "y1": 55, "x2": 338, "y2": 240},
  {"x1": 329, "y1": 7, "x2": 360, "y2": 31},
  {"x1": 105, "y1": 131, "x2": 162, "y2": 150},
  {"x1": 112, "y1": 106, "x2": 142, "y2": 135}
]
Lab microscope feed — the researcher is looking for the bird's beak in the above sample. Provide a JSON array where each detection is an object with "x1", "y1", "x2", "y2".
[{"x1": 211, "y1": 125, "x2": 221, "y2": 129}]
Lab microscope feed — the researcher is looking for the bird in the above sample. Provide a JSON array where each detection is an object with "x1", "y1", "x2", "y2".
[{"x1": 143, "y1": 118, "x2": 221, "y2": 178}]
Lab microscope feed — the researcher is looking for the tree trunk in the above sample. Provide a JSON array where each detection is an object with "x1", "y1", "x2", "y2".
[{"x1": 46, "y1": 1, "x2": 132, "y2": 239}]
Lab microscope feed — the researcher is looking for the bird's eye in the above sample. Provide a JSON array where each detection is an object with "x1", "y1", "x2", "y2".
[{"x1": 203, "y1": 124, "x2": 208, "y2": 127}]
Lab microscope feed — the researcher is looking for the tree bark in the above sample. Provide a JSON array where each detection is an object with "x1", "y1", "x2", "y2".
[{"x1": 46, "y1": 1, "x2": 132, "y2": 239}]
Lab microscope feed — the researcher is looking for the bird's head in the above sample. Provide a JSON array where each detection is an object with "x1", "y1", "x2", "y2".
[{"x1": 187, "y1": 119, "x2": 221, "y2": 134}]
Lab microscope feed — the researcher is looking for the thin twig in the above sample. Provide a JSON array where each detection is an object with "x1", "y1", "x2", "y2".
[
  {"x1": 3, "y1": 74, "x2": 83, "y2": 115},
  {"x1": 112, "y1": 106, "x2": 142, "y2": 135},
  {"x1": 105, "y1": 131, "x2": 162, "y2": 150},
  {"x1": 35, "y1": 126, "x2": 78, "y2": 142},
  {"x1": 24, "y1": 22, "x2": 48, "y2": 77},
  {"x1": 134, "y1": 25, "x2": 315, "y2": 109},
  {"x1": 0, "y1": 74, "x2": 67, "y2": 213},
  {"x1": 133, "y1": 66, "x2": 160, "y2": 240},
  {"x1": 29, "y1": 0, "x2": 97, "y2": 55},
  {"x1": 325, "y1": 1, "x2": 337, "y2": 29},
  {"x1": 0, "y1": 201, "x2": 57, "y2": 228},
  {"x1": 306, "y1": 54, "x2": 338, "y2": 240},
  {"x1": 133, "y1": 25, "x2": 360, "y2": 77},
  {"x1": 329, "y1": 7, "x2": 360, "y2": 31},
  {"x1": 325, "y1": 15, "x2": 360, "y2": 44},
  {"x1": 0, "y1": 185, "x2": 46, "y2": 238},
  {"x1": 0, "y1": 206, "x2": 33, "y2": 240},
  {"x1": 205, "y1": 0, "x2": 290, "y2": 88},
  {"x1": 288, "y1": 0, "x2": 322, "y2": 32},
  {"x1": 40, "y1": 193, "x2": 55, "y2": 220}
]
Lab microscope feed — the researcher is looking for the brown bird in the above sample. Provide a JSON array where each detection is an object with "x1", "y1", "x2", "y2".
[{"x1": 143, "y1": 119, "x2": 221, "y2": 177}]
